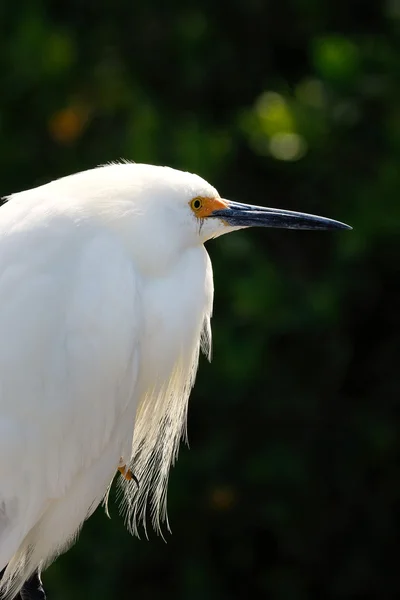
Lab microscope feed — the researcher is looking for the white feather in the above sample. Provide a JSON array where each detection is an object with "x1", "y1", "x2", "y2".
[{"x1": 0, "y1": 163, "x2": 217, "y2": 597}]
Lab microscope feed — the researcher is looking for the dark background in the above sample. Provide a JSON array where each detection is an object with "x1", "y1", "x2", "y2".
[{"x1": 1, "y1": 1, "x2": 399, "y2": 598}]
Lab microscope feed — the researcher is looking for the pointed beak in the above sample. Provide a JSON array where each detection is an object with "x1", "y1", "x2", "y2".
[{"x1": 210, "y1": 200, "x2": 352, "y2": 231}]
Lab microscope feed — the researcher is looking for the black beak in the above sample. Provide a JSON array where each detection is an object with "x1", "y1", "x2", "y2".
[{"x1": 211, "y1": 200, "x2": 352, "y2": 231}]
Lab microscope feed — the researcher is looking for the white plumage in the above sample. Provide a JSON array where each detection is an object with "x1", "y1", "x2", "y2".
[{"x1": 0, "y1": 163, "x2": 350, "y2": 598}]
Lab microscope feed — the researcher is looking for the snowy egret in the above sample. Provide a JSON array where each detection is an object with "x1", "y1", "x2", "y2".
[{"x1": 0, "y1": 163, "x2": 351, "y2": 599}]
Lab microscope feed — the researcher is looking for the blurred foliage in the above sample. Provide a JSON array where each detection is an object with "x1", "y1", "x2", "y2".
[{"x1": 1, "y1": 0, "x2": 399, "y2": 598}]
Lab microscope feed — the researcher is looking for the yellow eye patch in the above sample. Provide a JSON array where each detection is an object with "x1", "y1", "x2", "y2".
[{"x1": 189, "y1": 196, "x2": 229, "y2": 218}]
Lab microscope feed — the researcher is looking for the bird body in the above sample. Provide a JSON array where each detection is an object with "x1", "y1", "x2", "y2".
[
  {"x1": 0, "y1": 164, "x2": 216, "y2": 597},
  {"x1": 0, "y1": 163, "x2": 350, "y2": 598}
]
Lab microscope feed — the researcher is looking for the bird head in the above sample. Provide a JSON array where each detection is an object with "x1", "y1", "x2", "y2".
[
  {"x1": 106, "y1": 163, "x2": 351, "y2": 249},
  {"x1": 36, "y1": 163, "x2": 350, "y2": 274}
]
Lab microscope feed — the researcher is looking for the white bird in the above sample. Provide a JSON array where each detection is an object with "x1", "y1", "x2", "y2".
[{"x1": 0, "y1": 162, "x2": 350, "y2": 599}]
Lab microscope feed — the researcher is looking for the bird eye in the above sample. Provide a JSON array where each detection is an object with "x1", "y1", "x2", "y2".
[{"x1": 191, "y1": 198, "x2": 203, "y2": 211}]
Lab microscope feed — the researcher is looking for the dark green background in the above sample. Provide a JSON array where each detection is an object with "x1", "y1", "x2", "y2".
[{"x1": 1, "y1": 1, "x2": 399, "y2": 598}]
